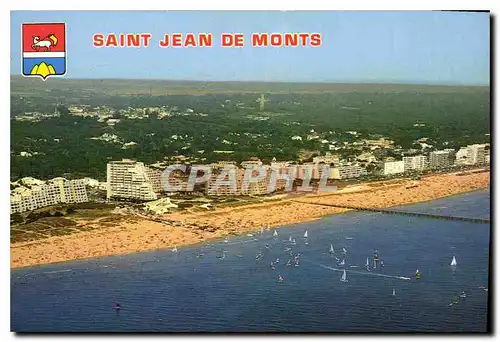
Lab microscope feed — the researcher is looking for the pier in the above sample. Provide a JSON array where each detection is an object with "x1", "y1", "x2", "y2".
[{"x1": 291, "y1": 201, "x2": 490, "y2": 224}]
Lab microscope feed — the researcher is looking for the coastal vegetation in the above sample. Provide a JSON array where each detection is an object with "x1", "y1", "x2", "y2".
[{"x1": 11, "y1": 77, "x2": 490, "y2": 182}]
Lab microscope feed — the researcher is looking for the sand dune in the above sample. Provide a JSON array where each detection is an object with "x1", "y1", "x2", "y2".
[{"x1": 11, "y1": 171, "x2": 490, "y2": 269}]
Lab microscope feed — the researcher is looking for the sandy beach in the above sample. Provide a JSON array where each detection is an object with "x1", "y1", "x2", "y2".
[{"x1": 11, "y1": 170, "x2": 490, "y2": 269}]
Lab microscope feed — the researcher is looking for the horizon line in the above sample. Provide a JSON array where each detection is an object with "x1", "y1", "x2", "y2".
[{"x1": 10, "y1": 75, "x2": 490, "y2": 87}]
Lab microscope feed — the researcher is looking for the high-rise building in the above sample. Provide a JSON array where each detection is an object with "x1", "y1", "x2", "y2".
[
  {"x1": 403, "y1": 155, "x2": 426, "y2": 172},
  {"x1": 455, "y1": 144, "x2": 487, "y2": 165},
  {"x1": 429, "y1": 150, "x2": 455, "y2": 169},
  {"x1": 106, "y1": 159, "x2": 157, "y2": 201}
]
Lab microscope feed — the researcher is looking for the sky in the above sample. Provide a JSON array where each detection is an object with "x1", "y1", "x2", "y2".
[{"x1": 10, "y1": 11, "x2": 490, "y2": 85}]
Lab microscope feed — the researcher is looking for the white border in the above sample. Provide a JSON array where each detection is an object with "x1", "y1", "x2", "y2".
[{"x1": 4, "y1": 1, "x2": 497, "y2": 342}]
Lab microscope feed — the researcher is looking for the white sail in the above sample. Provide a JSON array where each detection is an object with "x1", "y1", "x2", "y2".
[
  {"x1": 289, "y1": 236, "x2": 293, "y2": 242},
  {"x1": 304, "y1": 231, "x2": 308, "y2": 238},
  {"x1": 366, "y1": 257, "x2": 369, "y2": 266},
  {"x1": 329, "y1": 244, "x2": 334, "y2": 253},
  {"x1": 341, "y1": 269, "x2": 347, "y2": 282},
  {"x1": 392, "y1": 287, "x2": 396, "y2": 296},
  {"x1": 273, "y1": 230, "x2": 278, "y2": 237},
  {"x1": 260, "y1": 227, "x2": 264, "y2": 234},
  {"x1": 339, "y1": 259, "x2": 345, "y2": 266},
  {"x1": 416, "y1": 269, "x2": 420, "y2": 274},
  {"x1": 451, "y1": 256, "x2": 457, "y2": 266},
  {"x1": 172, "y1": 246, "x2": 178, "y2": 253}
]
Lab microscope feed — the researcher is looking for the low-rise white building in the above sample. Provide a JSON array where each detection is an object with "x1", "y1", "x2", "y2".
[
  {"x1": 382, "y1": 161, "x2": 405, "y2": 175},
  {"x1": 11, "y1": 179, "x2": 89, "y2": 214}
]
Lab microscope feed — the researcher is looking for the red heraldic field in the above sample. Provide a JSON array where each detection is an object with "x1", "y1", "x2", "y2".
[{"x1": 22, "y1": 23, "x2": 66, "y2": 79}]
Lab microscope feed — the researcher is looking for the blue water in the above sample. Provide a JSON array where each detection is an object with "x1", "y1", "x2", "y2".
[{"x1": 11, "y1": 190, "x2": 490, "y2": 332}]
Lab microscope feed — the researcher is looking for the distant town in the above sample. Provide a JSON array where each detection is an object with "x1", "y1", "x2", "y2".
[
  {"x1": 11, "y1": 133, "x2": 490, "y2": 215},
  {"x1": 11, "y1": 83, "x2": 490, "y2": 217}
]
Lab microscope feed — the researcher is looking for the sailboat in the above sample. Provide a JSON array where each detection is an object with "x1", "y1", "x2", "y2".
[
  {"x1": 273, "y1": 230, "x2": 278, "y2": 237},
  {"x1": 451, "y1": 256, "x2": 457, "y2": 266},
  {"x1": 329, "y1": 244, "x2": 335, "y2": 254},
  {"x1": 172, "y1": 246, "x2": 178, "y2": 253},
  {"x1": 339, "y1": 259, "x2": 345, "y2": 266},
  {"x1": 260, "y1": 227, "x2": 264, "y2": 234},
  {"x1": 340, "y1": 269, "x2": 348, "y2": 282},
  {"x1": 342, "y1": 247, "x2": 347, "y2": 254},
  {"x1": 365, "y1": 257, "x2": 371, "y2": 270},
  {"x1": 392, "y1": 287, "x2": 396, "y2": 296},
  {"x1": 415, "y1": 269, "x2": 421, "y2": 280},
  {"x1": 289, "y1": 236, "x2": 293, "y2": 242}
]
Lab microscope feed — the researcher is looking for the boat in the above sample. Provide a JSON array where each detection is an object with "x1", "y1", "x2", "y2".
[
  {"x1": 342, "y1": 247, "x2": 347, "y2": 254},
  {"x1": 451, "y1": 256, "x2": 457, "y2": 266},
  {"x1": 415, "y1": 269, "x2": 421, "y2": 280},
  {"x1": 113, "y1": 303, "x2": 122, "y2": 310},
  {"x1": 460, "y1": 291, "x2": 467, "y2": 298},
  {"x1": 339, "y1": 259, "x2": 345, "y2": 266},
  {"x1": 346, "y1": 237, "x2": 353, "y2": 240},
  {"x1": 329, "y1": 244, "x2": 335, "y2": 254},
  {"x1": 278, "y1": 275, "x2": 284, "y2": 282},
  {"x1": 365, "y1": 257, "x2": 371, "y2": 271},
  {"x1": 247, "y1": 233, "x2": 254, "y2": 237},
  {"x1": 392, "y1": 287, "x2": 396, "y2": 296},
  {"x1": 289, "y1": 236, "x2": 293, "y2": 242},
  {"x1": 340, "y1": 269, "x2": 348, "y2": 282},
  {"x1": 304, "y1": 231, "x2": 308, "y2": 239},
  {"x1": 260, "y1": 227, "x2": 264, "y2": 234},
  {"x1": 273, "y1": 230, "x2": 278, "y2": 237},
  {"x1": 172, "y1": 246, "x2": 178, "y2": 253}
]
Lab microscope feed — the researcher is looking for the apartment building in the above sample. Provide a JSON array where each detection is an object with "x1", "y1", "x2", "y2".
[
  {"x1": 382, "y1": 161, "x2": 405, "y2": 175},
  {"x1": 403, "y1": 155, "x2": 426, "y2": 172},
  {"x1": 206, "y1": 163, "x2": 243, "y2": 196},
  {"x1": 106, "y1": 159, "x2": 157, "y2": 201},
  {"x1": 429, "y1": 150, "x2": 456, "y2": 169},
  {"x1": 11, "y1": 179, "x2": 88, "y2": 214},
  {"x1": 241, "y1": 166, "x2": 273, "y2": 196},
  {"x1": 455, "y1": 144, "x2": 488, "y2": 166},
  {"x1": 336, "y1": 165, "x2": 368, "y2": 179}
]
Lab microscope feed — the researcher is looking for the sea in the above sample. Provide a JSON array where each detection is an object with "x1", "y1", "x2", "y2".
[{"x1": 11, "y1": 189, "x2": 491, "y2": 332}]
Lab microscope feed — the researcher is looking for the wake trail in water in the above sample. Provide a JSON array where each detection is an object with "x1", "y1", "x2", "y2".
[
  {"x1": 317, "y1": 264, "x2": 411, "y2": 281},
  {"x1": 42, "y1": 269, "x2": 73, "y2": 275}
]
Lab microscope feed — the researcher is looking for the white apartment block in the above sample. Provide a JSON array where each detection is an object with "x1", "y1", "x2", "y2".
[
  {"x1": 336, "y1": 165, "x2": 368, "y2": 179},
  {"x1": 107, "y1": 159, "x2": 157, "y2": 201},
  {"x1": 455, "y1": 144, "x2": 487, "y2": 166},
  {"x1": 206, "y1": 164, "x2": 243, "y2": 196},
  {"x1": 403, "y1": 155, "x2": 426, "y2": 172},
  {"x1": 383, "y1": 161, "x2": 405, "y2": 175},
  {"x1": 11, "y1": 179, "x2": 88, "y2": 214}
]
